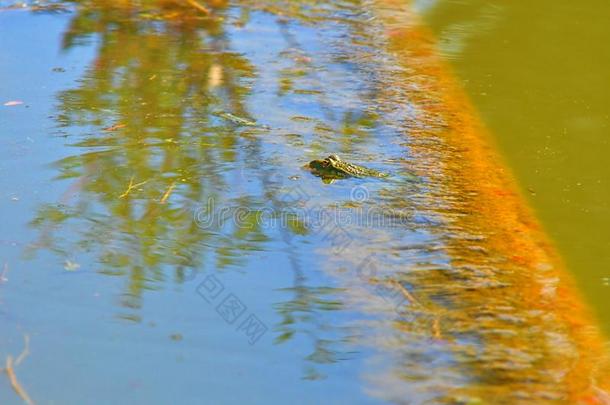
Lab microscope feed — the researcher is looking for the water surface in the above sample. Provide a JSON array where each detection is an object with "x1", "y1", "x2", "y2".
[
  {"x1": 1, "y1": 1, "x2": 609, "y2": 403},
  {"x1": 421, "y1": 0, "x2": 610, "y2": 333}
]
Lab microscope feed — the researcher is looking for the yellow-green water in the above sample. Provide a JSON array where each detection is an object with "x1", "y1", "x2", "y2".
[{"x1": 422, "y1": 0, "x2": 610, "y2": 334}]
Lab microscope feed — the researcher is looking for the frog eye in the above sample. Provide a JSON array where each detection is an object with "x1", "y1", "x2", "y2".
[{"x1": 328, "y1": 154, "x2": 340, "y2": 162}]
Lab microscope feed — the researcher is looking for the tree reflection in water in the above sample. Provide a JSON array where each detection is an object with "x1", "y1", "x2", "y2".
[{"x1": 22, "y1": 0, "x2": 610, "y2": 402}]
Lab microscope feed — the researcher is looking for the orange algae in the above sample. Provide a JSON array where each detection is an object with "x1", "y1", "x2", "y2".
[{"x1": 374, "y1": 0, "x2": 610, "y2": 402}]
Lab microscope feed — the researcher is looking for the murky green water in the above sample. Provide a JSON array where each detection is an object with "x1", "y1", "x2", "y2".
[
  {"x1": 421, "y1": 0, "x2": 610, "y2": 334},
  {"x1": 1, "y1": 1, "x2": 609, "y2": 403}
]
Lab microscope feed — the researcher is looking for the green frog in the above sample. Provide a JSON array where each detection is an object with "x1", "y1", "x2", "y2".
[{"x1": 306, "y1": 154, "x2": 388, "y2": 183}]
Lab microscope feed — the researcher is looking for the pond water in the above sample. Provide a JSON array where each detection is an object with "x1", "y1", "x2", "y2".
[
  {"x1": 421, "y1": 0, "x2": 610, "y2": 334},
  {"x1": 1, "y1": 1, "x2": 609, "y2": 404}
]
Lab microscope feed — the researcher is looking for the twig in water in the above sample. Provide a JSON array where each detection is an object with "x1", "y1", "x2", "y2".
[
  {"x1": 160, "y1": 182, "x2": 176, "y2": 204},
  {"x1": 432, "y1": 317, "x2": 442, "y2": 340},
  {"x1": 389, "y1": 279, "x2": 422, "y2": 307},
  {"x1": 119, "y1": 176, "x2": 149, "y2": 199},
  {"x1": 1, "y1": 262, "x2": 8, "y2": 283},
  {"x1": 102, "y1": 123, "x2": 126, "y2": 132},
  {"x1": 185, "y1": 0, "x2": 210, "y2": 15},
  {"x1": 15, "y1": 335, "x2": 30, "y2": 367},
  {"x1": 5, "y1": 355, "x2": 34, "y2": 405}
]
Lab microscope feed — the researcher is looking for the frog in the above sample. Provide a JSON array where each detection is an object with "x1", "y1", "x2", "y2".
[{"x1": 305, "y1": 154, "x2": 388, "y2": 183}]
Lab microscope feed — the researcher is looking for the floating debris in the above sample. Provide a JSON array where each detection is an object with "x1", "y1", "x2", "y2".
[
  {"x1": 208, "y1": 64, "x2": 223, "y2": 88},
  {"x1": 215, "y1": 112, "x2": 269, "y2": 129},
  {"x1": 217, "y1": 112, "x2": 257, "y2": 126},
  {"x1": 64, "y1": 259, "x2": 80, "y2": 271},
  {"x1": 160, "y1": 182, "x2": 176, "y2": 204},
  {"x1": 3, "y1": 100, "x2": 23, "y2": 106},
  {"x1": 1, "y1": 262, "x2": 8, "y2": 283},
  {"x1": 102, "y1": 123, "x2": 126, "y2": 131},
  {"x1": 185, "y1": 0, "x2": 210, "y2": 15},
  {"x1": 119, "y1": 176, "x2": 149, "y2": 199},
  {"x1": 1, "y1": 335, "x2": 33, "y2": 405}
]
